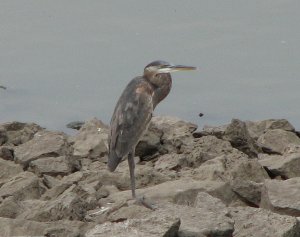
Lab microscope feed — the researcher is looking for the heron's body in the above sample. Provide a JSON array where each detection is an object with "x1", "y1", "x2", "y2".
[
  {"x1": 108, "y1": 73, "x2": 171, "y2": 172},
  {"x1": 107, "y1": 60, "x2": 196, "y2": 206}
]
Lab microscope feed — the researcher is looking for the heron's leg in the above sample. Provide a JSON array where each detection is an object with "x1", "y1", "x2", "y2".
[
  {"x1": 128, "y1": 150, "x2": 136, "y2": 199},
  {"x1": 128, "y1": 150, "x2": 156, "y2": 210}
]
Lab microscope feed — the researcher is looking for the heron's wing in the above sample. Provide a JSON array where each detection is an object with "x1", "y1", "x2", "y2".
[{"x1": 108, "y1": 78, "x2": 153, "y2": 171}]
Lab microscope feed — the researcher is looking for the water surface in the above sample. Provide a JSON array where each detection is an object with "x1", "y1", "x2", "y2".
[{"x1": 1, "y1": 1, "x2": 300, "y2": 132}]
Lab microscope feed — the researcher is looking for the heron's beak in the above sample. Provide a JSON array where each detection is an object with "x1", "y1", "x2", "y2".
[
  {"x1": 157, "y1": 65, "x2": 197, "y2": 73},
  {"x1": 170, "y1": 65, "x2": 197, "y2": 71}
]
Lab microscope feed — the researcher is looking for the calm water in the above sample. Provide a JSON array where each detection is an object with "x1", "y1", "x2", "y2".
[{"x1": 1, "y1": 0, "x2": 300, "y2": 132}]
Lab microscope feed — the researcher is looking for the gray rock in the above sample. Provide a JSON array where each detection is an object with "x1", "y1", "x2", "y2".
[
  {"x1": 246, "y1": 119, "x2": 295, "y2": 140},
  {"x1": 95, "y1": 186, "x2": 110, "y2": 200},
  {"x1": 231, "y1": 180, "x2": 263, "y2": 206},
  {"x1": 102, "y1": 195, "x2": 233, "y2": 237},
  {"x1": 223, "y1": 119, "x2": 261, "y2": 157},
  {"x1": 0, "y1": 121, "x2": 43, "y2": 146},
  {"x1": 230, "y1": 206, "x2": 300, "y2": 237},
  {"x1": 41, "y1": 171, "x2": 84, "y2": 200},
  {"x1": 0, "y1": 171, "x2": 45, "y2": 200},
  {"x1": 0, "y1": 196, "x2": 21, "y2": 218},
  {"x1": 0, "y1": 145, "x2": 14, "y2": 160},
  {"x1": 21, "y1": 185, "x2": 87, "y2": 221},
  {"x1": 135, "y1": 120, "x2": 163, "y2": 159},
  {"x1": 136, "y1": 116, "x2": 197, "y2": 159},
  {"x1": 0, "y1": 128, "x2": 7, "y2": 145},
  {"x1": 83, "y1": 159, "x2": 170, "y2": 192},
  {"x1": 28, "y1": 155, "x2": 73, "y2": 177},
  {"x1": 257, "y1": 129, "x2": 300, "y2": 154},
  {"x1": 71, "y1": 118, "x2": 109, "y2": 159},
  {"x1": 66, "y1": 121, "x2": 85, "y2": 130},
  {"x1": 0, "y1": 217, "x2": 48, "y2": 236},
  {"x1": 284, "y1": 144, "x2": 300, "y2": 155},
  {"x1": 153, "y1": 116, "x2": 197, "y2": 153},
  {"x1": 116, "y1": 165, "x2": 171, "y2": 191},
  {"x1": 86, "y1": 210, "x2": 180, "y2": 237},
  {"x1": 107, "y1": 204, "x2": 153, "y2": 222},
  {"x1": 182, "y1": 135, "x2": 246, "y2": 168},
  {"x1": 261, "y1": 177, "x2": 300, "y2": 216},
  {"x1": 166, "y1": 200, "x2": 233, "y2": 237},
  {"x1": 154, "y1": 153, "x2": 183, "y2": 172},
  {"x1": 201, "y1": 124, "x2": 229, "y2": 138},
  {"x1": 0, "y1": 217, "x2": 88, "y2": 237},
  {"x1": 191, "y1": 154, "x2": 269, "y2": 183},
  {"x1": 259, "y1": 153, "x2": 300, "y2": 179},
  {"x1": 43, "y1": 220, "x2": 89, "y2": 237},
  {"x1": 0, "y1": 159, "x2": 23, "y2": 181},
  {"x1": 43, "y1": 174, "x2": 61, "y2": 189},
  {"x1": 106, "y1": 179, "x2": 236, "y2": 207},
  {"x1": 14, "y1": 130, "x2": 70, "y2": 167}
]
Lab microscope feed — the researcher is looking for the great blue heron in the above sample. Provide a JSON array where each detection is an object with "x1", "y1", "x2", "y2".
[{"x1": 108, "y1": 60, "x2": 196, "y2": 208}]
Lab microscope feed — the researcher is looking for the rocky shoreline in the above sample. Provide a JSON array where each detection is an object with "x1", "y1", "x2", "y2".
[{"x1": 1, "y1": 116, "x2": 300, "y2": 236}]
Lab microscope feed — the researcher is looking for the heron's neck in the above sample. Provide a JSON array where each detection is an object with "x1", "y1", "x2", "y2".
[{"x1": 145, "y1": 74, "x2": 172, "y2": 108}]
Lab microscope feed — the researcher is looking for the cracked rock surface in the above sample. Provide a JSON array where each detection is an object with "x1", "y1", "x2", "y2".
[{"x1": 1, "y1": 117, "x2": 300, "y2": 237}]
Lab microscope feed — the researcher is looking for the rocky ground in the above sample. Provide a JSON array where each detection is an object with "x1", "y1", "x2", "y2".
[{"x1": 1, "y1": 116, "x2": 300, "y2": 237}]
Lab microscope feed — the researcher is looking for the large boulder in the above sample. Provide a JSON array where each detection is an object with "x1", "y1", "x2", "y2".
[
  {"x1": 223, "y1": 119, "x2": 261, "y2": 157},
  {"x1": 0, "y1": 171, "x2": 45, "y2": 200},
  {"x1": 0, "y1": 127, "x2": 7, "y2": 145},
  {"x1": 41, "y1": 171, "x2": 84, "y2": 200},
  {"x1": 175, "y1": 192, "x2": 233, "y2": 237},
  {"x1": 87, "y1": 192, "x2": 233, "y2": 237},
  {"x1": 181, "y1": 135, "x2": 247, "y2": 168},
  {"x1": 0, "y1": 146, "x2": 14, "y2": 161},
  {"x1": 0, "y1": 217, "x2": 87, "y2": 237},
  {"x1": 14, "y1": 130, "x2": 71, "y2": 168},
  {"x1": 136, "y1": 116, "x2": 197, "y2": 159},
  {"x1": 19, "y1": 186, "x2": 87, "y2": 221},
  {"x1": 154, "y1": 153, "x2": 184, "y2": 173},
  {"x1": 246, "y1": 119, "x2": 295, "y2": 140},
  {"x1": 28, "y1": 155, "x2": 74, "y2": 177},
  {"x1": 116, "y1": 165, "x2": 171, "y2": 191},
  {"x1": 257, "y1": 129, "x2": 300, "y2": 154},
  {"x1": 259, "y1": 153, "x2": 300, "y2": 179},
  {"x1": 230, "y1": 206, "x2": 300, "y2": 237},
  {"x1": 0, "y1": 196, "x2": 21, "y2": 218},
  {"x1": 86, "y1": 208, "x2": 180, "y2": 237},
  {"x1": 106, "y1": 178, "x2": 236, "y2": 207},
  {"x1": 135, "y1": 119, "x2": 163, "y2": 159},
  {"x1": 230, "y1": 180, "x2": 263, "y2": 206},
  {"x1": 0, "y1": 121, "x2": 43, "y2": 146},
  {"x1": 260, "y1": 177, "x2": 300, "y2": 216},
  {"x1": 0, "y1": 217, "x2": 48, "y2": 236},
  {"x1": 190, "y1": 153, "x2": 269, "y2": 183},
  {"x1": 0, "y1": 159, "x2": 23, "y2": 181},
  {"x1": 71, "y1": 118, "x2": 109, "y2": 159},
  {"x1": 200, "y1": 124, "x2": 228, "y2": 139}
]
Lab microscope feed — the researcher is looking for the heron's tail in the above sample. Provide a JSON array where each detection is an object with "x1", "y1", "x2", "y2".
[{"x1": 107, "y1": 150, "x2": 122, "y2": 172}]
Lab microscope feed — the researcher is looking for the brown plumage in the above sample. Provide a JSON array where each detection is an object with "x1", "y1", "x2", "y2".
[{"x1": 108, "y1": 60, "x2": 196, "y2": 202}]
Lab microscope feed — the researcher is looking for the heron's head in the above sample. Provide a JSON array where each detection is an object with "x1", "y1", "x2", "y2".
[{"x1": 144, "y1": 60, "x2": 196, "y2": 78}]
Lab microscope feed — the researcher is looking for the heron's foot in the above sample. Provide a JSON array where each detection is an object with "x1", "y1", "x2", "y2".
[{"x1": 134, "y1": 195, "x2": 157, "y2": 210}]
